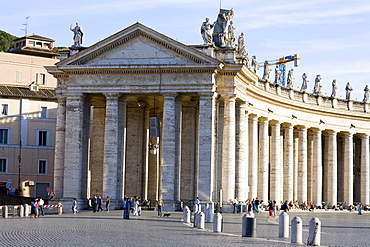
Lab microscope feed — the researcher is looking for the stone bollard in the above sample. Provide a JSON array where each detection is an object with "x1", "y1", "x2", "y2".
[
  {"x1": 242, "y1": 212, "x2": 256, "y2": 237},
  {"x1": 24, "y1": 204, "x2": 29, "y2": 217},
  {"x1": 184, "y1": 206, "x2": 191, "y2": 223},
  {"x1": 2, "y1": 205, "x2": 8, "y2": 218},
  {"x1": 19, "y1": 205, "x2": 24, "y2": 217},
  {"x1": 307, "y1": 217, "x2": 321, "y2": 246},
  {"x1": 213, "y1": 213, "x2": 222, "y2": 232},
  {"x1": 57, "y1": 203, "x2": 63, "y2": 215},
  {"x1": 291, "y1": 216, "x2": 303, "y2": 244},
  {"x1": 279, "y1": 212, "x2": 289, "y2": 238},
  {"x1": 198, "y1": 212, "x2": 205, "y2": 229},
  {"x1": 193, "y1": 212, "x2": 199, "y2": 228},
  {"x1": 183, "y1": 206, "x2": 188, "y2": 222},
  {"x1": 206, "y1": 203, "x2": 214, "y2": 223}
]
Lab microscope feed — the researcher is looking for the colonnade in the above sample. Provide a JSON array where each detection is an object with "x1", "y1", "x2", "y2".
[
  {"x1": 54, "y1": 91, "x2": 370, "y2": 210},
  {"x1": 222, "y1": 101, "x2": 370, "y2": 207}
]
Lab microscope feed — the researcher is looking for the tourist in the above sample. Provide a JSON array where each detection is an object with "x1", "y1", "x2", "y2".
[
  {"x1": 232, "y1": 197, "x2": 239, "y2": 213},
  {"x1": 194, "y1": 197, "x2": 200, "y2": 213},
  {"x1": 123, "y1": 196, "x2": 131, "y2": 219},
  {"x1": 38, "y1": 198, "x2": 45, "y2": 216},
  {"x1": 92, "y1": 195, "x2": 98, "y2": 212},
  {"x1": 30, "y1": 199, "x2": 37, "y2": 218},
  {"x1": 253, "y1": 198, "x2": 260, "y2": 213},
  {"x1": 106, "y1": 196, "x2": 110, "y2": 213},
  {"x1": 268, "y1": 200, "x2": 274, "y2": 217},
  {"x1": 97, "y1": 196, "x2": 103, "y2": 212},
  {"x1": 133, "y1": 198, "x2": 140, "y2": 216},
  {"x1": 357, "y1": 203, "x2": 362, "y2": 215},
  {"x1": 281, "y1": 200, "x2": 290, "y2": 212},
  {"x1": 72, "y1": 198, "x2": 78, "y2": 214},
  {"x1": 157, "y1": 198, "x2": 164, "y2": 217}
]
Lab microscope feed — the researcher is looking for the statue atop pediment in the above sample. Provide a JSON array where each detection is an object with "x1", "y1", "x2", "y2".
[{"x1": 212, "y1": 8, "x2": 235, "y2": 48}]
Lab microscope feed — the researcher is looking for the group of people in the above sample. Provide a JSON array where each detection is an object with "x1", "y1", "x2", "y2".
[
  {"x1": 30, "y1": 198, "x2": 45, "y2": 218},
  {"x1": 91, "y1": 195, "x2": 110, "y2": 213},
  {"x1": 123, "y1": 196, "x2": 144, "y2": 219}
]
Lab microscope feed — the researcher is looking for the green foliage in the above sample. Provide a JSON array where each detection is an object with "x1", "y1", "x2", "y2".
[{"x1": 0, "y1": 30, "x2": 17, "y2": 52}]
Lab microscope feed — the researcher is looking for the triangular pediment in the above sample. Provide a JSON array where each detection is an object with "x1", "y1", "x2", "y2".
[{"x1": 57, "y1": 23, "x2": 220, "y2": 67}]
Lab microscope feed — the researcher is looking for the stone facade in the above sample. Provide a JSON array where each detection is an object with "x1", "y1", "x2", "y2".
[{"x1": 46, "y1": 23, "x2": 370, "y2": 211}]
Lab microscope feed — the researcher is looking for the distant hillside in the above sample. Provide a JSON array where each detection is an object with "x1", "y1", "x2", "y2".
[{"x1": 0, "y1": 30, "x2": 18, "y2": 52}]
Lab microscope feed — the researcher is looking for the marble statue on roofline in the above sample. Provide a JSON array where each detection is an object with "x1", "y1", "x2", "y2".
[
  {"x1": 250, "y1": 56, "x2": 259, "y2": 73},
  {"x1": 274, "y1": 65, "x2": 282, "y2": 84},
  {"x1": 330, "y1": 79, "x2": 338, "y2": 98},
  {"x1": 286, "y1": 69, "x2": 294, "y2": 89},
  {"x1": 200, "y1": 18, "x2": 214, "y2": 45},
  {"x1": 313, "y1": 74, "x2": 322, "y2": 95},
  {"x1": 300, "y1": 73, "x2": 308, "y2": 92},
  {"x1": 227, "y1": 21, "x2": 237, "y2": 47},
  {"x1": 345, "y1": 82, "x2": 353, "y2": 100},
  {"x1": 212, "y1": 8, "x2": 234, "y2": 47},
  {"x1": 70, "y1": 23, "x2": 83, "y2": 47},
  {"x1": 262, "y1": 60, "x2": 270, "y2": 80},
  {"x1": 363, "y1": 85, "x2": 369, "y2": 103},
  {"x1": 237, "y1": 32, "x2": 247, "y2": 57}
]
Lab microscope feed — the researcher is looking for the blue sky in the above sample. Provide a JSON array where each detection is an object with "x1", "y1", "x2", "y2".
[{"x1": 1, "y1": 0, "x2": 370, "y2": 101}]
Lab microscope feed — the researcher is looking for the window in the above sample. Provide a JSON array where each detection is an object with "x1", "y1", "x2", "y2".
[
  {"x1": 36, "y1": 73, "x2": 46, "y2": 85},
  {"x1": 16, "y1": 71, "x2": 22, "y2": 82},
  {"x1": 2, "y1": 104, "x2": 8, "y2": 115},
  {"x1": 0, "y1": 129, "x2": 8, "y2": 144},
  {"x1": 36, "y1": 42, "x2": 42, "y2": 47},
  {"x1": 38, "y1": 131, "x2": 47, "y2": 146},
  {"x1": 41, "y1": 107, "x2": 47, "y2": 118},
  {"x1": 0, "y1": 159, "x2": 6, "y2": 172},
  {"x1": 38, "y1": 160, "x2": 47, "y2": 174},
  {"x1": 29, "y1": 41, "x2": 35, "y2": 46}
]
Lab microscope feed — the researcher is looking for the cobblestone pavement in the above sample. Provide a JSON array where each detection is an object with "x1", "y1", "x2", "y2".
[{"x1": 0, "y1": 208, "x2": 369, "y2": 246}]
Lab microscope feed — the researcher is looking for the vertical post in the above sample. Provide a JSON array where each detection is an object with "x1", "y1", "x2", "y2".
[
  {"x1": 258, "y1": 117, "x2": 269, "y2": 203},
  {"x1": 213, "y1": 213, "x2": 222, "y2": 232},
  {"x1": 221, "y1": 96, "x2": 236, "y2": 205},
  {"x1": 248, "y1": 114, "x2": 258, "y2": 200},
  {"x1": 307, "y1": 217, "x2": 321, "y2": 246},
  {"x1": 279, "y1": 212, "x2": 289, "y2": 238},
  {"x1": 291, "y1": 216, "x2": 302, "y2": 244}
]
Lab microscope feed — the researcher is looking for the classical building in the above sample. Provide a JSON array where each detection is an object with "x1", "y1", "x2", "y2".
[
  {"x1": 46, "y1": 20, "x2": 370, "y2": 211},
  {"x1": 0, "y1": 35, "x2": 58, "y2": 198}
]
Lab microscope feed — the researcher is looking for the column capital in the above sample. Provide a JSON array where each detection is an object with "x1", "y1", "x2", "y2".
[
  {"x1": 248, "y1": 114, "x2": 258, "y2": 120},
  {"x1": 198, "y1": 92, "x2": 218, "y2": 99},
  {"x1": 66, "y1": 92, "x2": 85, "y2": 99},
  {"x1": 162, "y1": 92, "x2": 178, "y2": 99},
  {"x1": 324, "y1": 129, "x2": 338, "y2": 135},
  {"x1": 310, "y1": 127, "x2": 322, "y2": 133},
  {"x1": 281, "y1": 122, "x2": 293, "y2": 129},
  {"x1": 103, "y1": 92, "x2": 120, "y2": 99},
  {"x1": 258, "y1": 116, "x2": 269, "y2": 123},
  {"x1": 342, "y1": 131, "x2": 354, "y2": 137},
  {"x1": 296, "y1": 125, "x2": 308, "y2": 131},
  {"x1": 269, "y1": 119, "x2": 280, "y2": 126}
]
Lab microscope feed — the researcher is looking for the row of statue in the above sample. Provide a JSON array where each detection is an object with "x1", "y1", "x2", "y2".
[
  {"x1": 201, "y1": 9, "x2": 247, "y2": 58},
  {"x1": 256, "y1": 57, "x2": 369, "y2": 102}
]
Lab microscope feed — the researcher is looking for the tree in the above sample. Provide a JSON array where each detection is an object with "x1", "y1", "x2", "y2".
[{"x1": 0, "y1": 30, "x2": 17, "y2": 52}]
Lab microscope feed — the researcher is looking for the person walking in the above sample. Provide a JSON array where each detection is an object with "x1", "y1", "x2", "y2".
[
  {"x1": 123, "y1": 196, "x2": 131, "y2": 219},
  {"x1": 72, "y1": 198, "x2": 78, "y2": 214},
  {"x1": 194, "y1": 197, "x2": 200, "y2": 213},
  {"x1": 97, "y1": 196, "x2": 103, "y2": 212},
  {"x1": 106, "y1": 196, "x2": 110, "y2": 213},
  {"x1": 92, "y1": 195, "x2": 98, "y2": 213},
  {"x1": 157, "y1": 198, "x2": 164, "y2": 217},
  {"x1": 357, "y1": 203, "x2": 363, "y2": 215},
  {"x1": 38, "y1": 198, "x2": 45, "y2": 216},
  {"x1": 30, "y1": 199, "x2": 37, "y2": 218}
]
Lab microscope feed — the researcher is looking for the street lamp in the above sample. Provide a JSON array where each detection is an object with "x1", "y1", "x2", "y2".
[{"x1": 17, "y1": 140, "x2": 22, "y2": 196}]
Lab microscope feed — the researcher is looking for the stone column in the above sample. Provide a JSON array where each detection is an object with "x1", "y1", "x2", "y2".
[
  {"x1": 258, "y1": 117, "x2": 269, "y2": 203},
  {"x1": 283, "y1": 123, "x2": 294, "y2": 203},
  {"x1": 343, "y1": 132, "x2": 354, "y2": 206},
  {"x1": 360, "y1": 134, "x2": 369, "y2": 205},
  {"x1": 53, "y1": 96, "x2": 66, "y2": 200},
  {"x1": 248, "y1": 114, "x2": 258, "y2": 200},
  {"x1": 221, "y1": 96, "x2": 236, "y2": 204},
  {"x1": 270, "y1": 120, "x2": 281, "y2": 204},
  {"x1": 236, "y1": 103, "x2": 248, "y2": 201},
  {"x1": 142, "y1": 106, "x2": 150, "y2": 201},
  {"x1": 198, "y1": 93, "x2": 216, "y2": 202},
  {"x1": 103, "y1": 93, "x2": 120, "y2": 199},
  {"x1": 297, "y1": 126, "x2": 308, "y2": 203},
  {"x1": 117, "y1": 97, "x2": 127, "y2": 200},
  {"x1": 161, "y1": 93, "x2": 178, "y2": 204},
  {"x1": 326, "y1": 130, "x2": 338, "y2": 207},
  {"x1": 293, "y1": 129, "x2": 299, "y2": 202},
  {"x1": 63, "y1": 93, "x2": 89, "y2": 202},
  {"x1": 312, "y1": 128, "x2": 322, "y2": 206},
  {"x1": 174, "y1": 96, "x2": 182, "y2": 202}
]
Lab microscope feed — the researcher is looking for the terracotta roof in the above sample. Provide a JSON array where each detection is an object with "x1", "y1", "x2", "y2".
[
  {"x1": 0, "y1": 84, "x2": 55, "y2": 99},
  {"x1": 13, "y1": 35, "x2": 55, "y2": 42}
]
